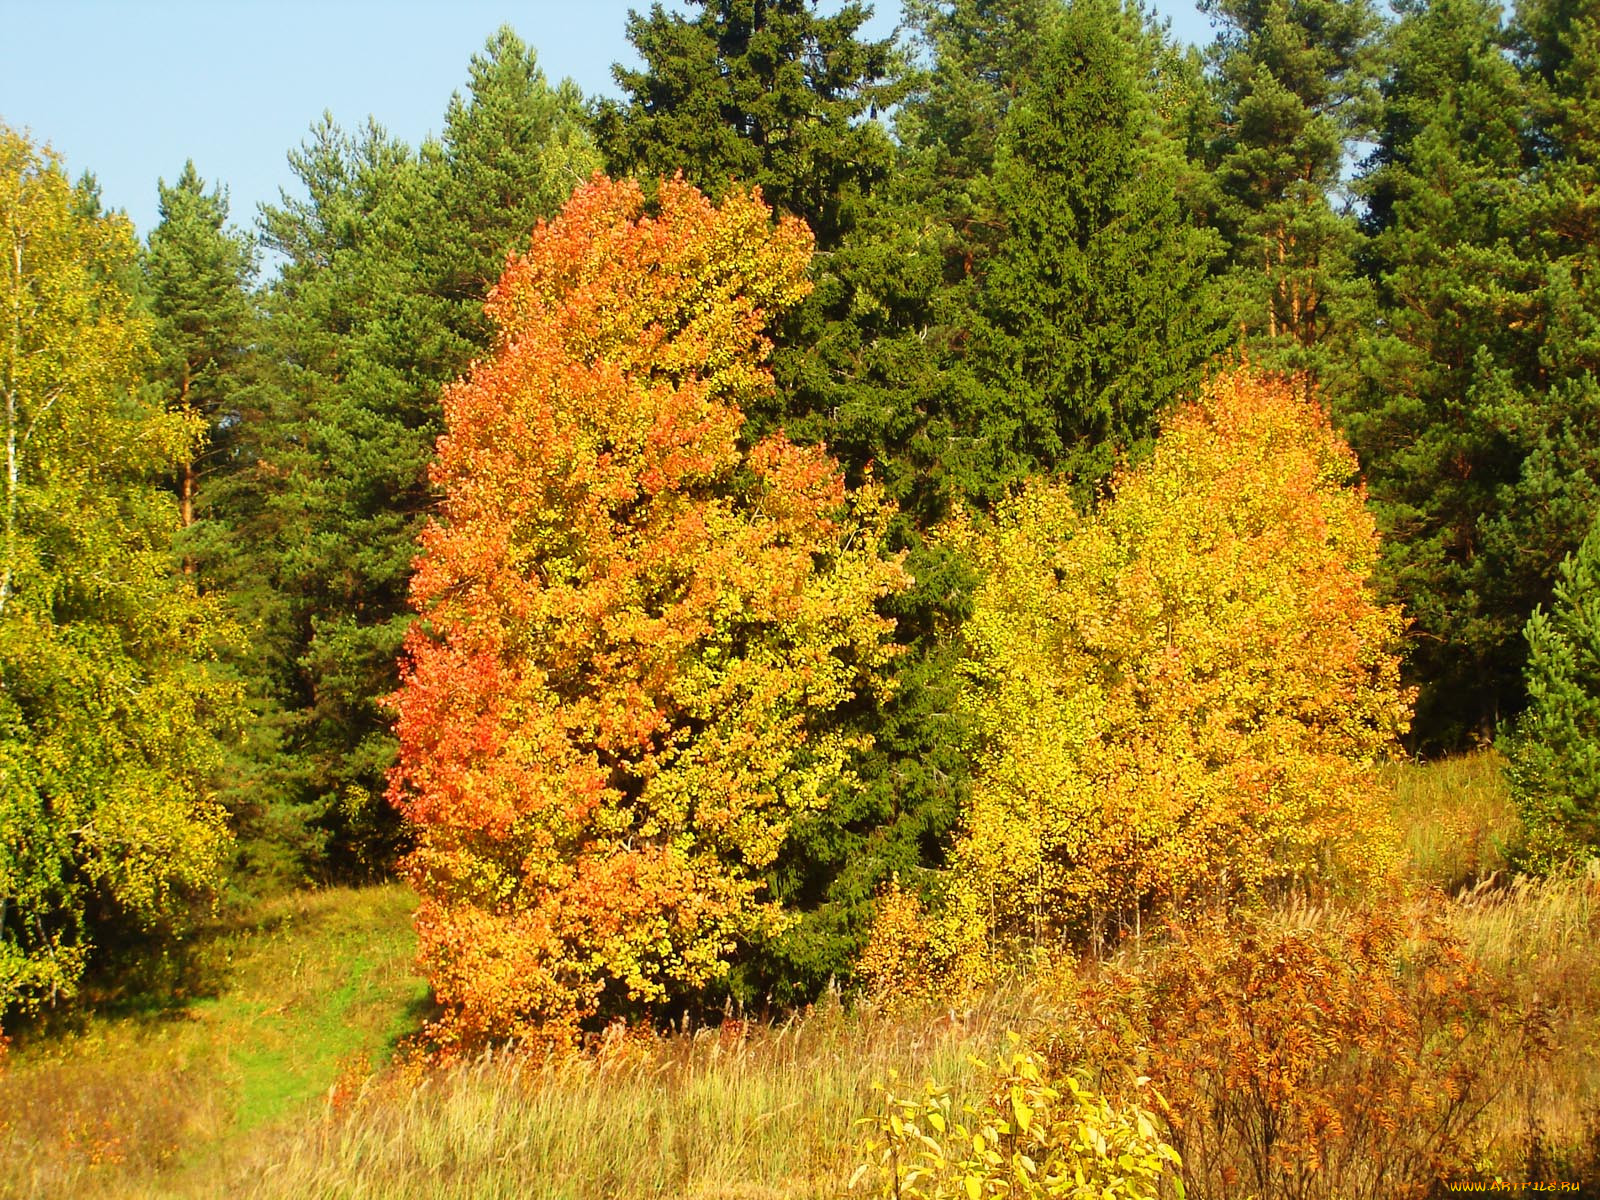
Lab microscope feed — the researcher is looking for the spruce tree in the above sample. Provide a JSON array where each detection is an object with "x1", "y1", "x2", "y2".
[
  {"x1": 1346, "y1": 0, "x2": 1534, "y2": 744},
  {"x1": 1424, "y1": 0, "x2": 1600, "y2": 741},
  {"x1": 894, "y1": 0, "x2": 1056, "y2": 266},
  {"x1": 1474, "y1": 0, "x2": 1600, "y2": 721},
  {"x1": 594, "y1": 0, "x2": 901, "y2": 249},
  {"x1": 780, "y1": 0, "x2": 1222, "y2": 515},
  {"x1": 713, "y1": 1, "x2": 1019, "y2": 999},
  {"x1": 973, "y1": 0, "x2": 1226, "y2": 495}
]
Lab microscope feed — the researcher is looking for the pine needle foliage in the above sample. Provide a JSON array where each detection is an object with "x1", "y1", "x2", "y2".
[{"x1": 1504, "y1": 513, "x2": 1600, "y2": 865}]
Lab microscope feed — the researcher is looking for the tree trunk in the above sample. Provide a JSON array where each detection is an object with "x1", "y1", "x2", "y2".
[
  {"x1": 177, "y1": 367, "x2": 197, "y2": 574},
  {"x1": 1266, "y1": 235, "x2": 1278, "y2": 340},
  {"x1": 1, "y1": 228, "x2": 20, "y2": 619}
]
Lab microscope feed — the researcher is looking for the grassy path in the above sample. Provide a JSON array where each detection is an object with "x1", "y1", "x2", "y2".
[{"x1": 0, "y1": 884, "x2": 427, "y2": 1199}]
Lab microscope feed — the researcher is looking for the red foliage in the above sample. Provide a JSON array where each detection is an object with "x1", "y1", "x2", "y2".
[{"x1": 1063, "y1": 904, "x2": 1503, "y2": 1200}]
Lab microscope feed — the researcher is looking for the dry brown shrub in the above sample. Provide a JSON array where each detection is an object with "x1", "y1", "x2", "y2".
[{"x1": 1051, "y1": 902, "x2": 1508, "y2": 1200}]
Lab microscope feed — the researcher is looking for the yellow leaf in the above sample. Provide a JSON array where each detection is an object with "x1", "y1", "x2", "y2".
[{"x1": 1011, "y1": 1091, "x2": 1034, "y2": 1134}]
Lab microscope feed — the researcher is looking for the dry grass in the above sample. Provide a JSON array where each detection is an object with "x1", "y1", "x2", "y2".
[
  {"x1": 0, "y1": 1056, "x2": 209, "y2": 1196},
  {"x1": 1382, "y1": 752, "x2": 1600, "y2": 1181},
  {"x1": 0, "y1": 881, "x2": 1059, "y2": 1200},
  {"x1": 1445, "y1": 863, "x2": 1600, "y2": 1182},
  {"x1": 216, "y1": 988, "x2": 1055, "y2": 1200},
  {"x1": 1386, "y1": 749, "x2": 1523, "y2": 892},
  {"x1": 1385, "y1": 752, "x2": 1599, "y2": 1183},
  {"x1": 210, "y1": 880, "x2": 1600, "y2": 1198}
]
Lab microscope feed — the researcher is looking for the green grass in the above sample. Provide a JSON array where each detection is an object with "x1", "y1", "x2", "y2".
[
  {"x1": 1386, "y1": 748, "x2": 1523, "y2": 891},
  {"x1": 0, "y1": 883, "x2": 428, "y2": 1200}
]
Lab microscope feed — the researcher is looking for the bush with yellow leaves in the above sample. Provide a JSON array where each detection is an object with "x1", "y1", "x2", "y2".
[{"x1": 853, "y1": 1034, "x2": 1180, "y2": 1200}]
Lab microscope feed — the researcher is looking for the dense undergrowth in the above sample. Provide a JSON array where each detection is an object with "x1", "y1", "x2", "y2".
[{"x1": 3, "y1": 752, "x2": 1597, "y2": 1198}]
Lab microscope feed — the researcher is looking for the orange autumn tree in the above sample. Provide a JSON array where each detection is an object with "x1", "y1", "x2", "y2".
[
  {"x1": 902, "y1": 369, "x2": 1410, "y2": 981},
  {"x1": 388, "y1": 175, "x2": 906, "y2": 1051}
]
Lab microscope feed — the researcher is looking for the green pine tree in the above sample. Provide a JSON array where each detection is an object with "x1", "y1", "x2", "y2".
[
  {"x1": 243, "y1": 116, "x2": 426, "y2": 877},
  {"x1": 894, "y1": 0, "x2": 1056, "y2": 265},
  {"x1": 778, "y1": 0, "x2": 1223, "y2": 516},
  {"x1": 1203, "y1": 0, "x2": 1382, "y2": 375},
  {"x1": 138, "y1": 162, "x2": 310, "y2": 881},
  {"x1": 142, "y1": 162, "x2": 256, "y2": 541},
  {"x1": 238, "y1": 31, "x2": 599, "y2": 877},
  {"x1": 1472, "y1": 0, "x2": 1600, "y2": 719},
  {"x1": 1432, "y1": 0, "x2": 1600, "y2": 742},
  {"x1": 429, "y1": 27, "x2": 600, "y2": 337},
  {"x1": 1503, "y1": 511, "x2": 1600, "y2": 864},
  {"x1": 732, "y1": 0, "x2": 1224, "y2": 1002},
  {"x1": 1345, "y1": 0, "x2": 1535, "y2": 745}
]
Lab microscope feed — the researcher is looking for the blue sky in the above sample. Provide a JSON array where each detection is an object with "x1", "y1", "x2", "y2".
[{"x1": 2, "y1": 0, "x2": 1213, "y2": 244}]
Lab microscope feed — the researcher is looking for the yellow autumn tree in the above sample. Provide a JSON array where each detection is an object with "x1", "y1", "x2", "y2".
[
  {"x1": 0, "y1": 125, "x2": 240, "y2": 1020},
  {"x1": 879, "y1": 369, "x2": 1409, "y2": 985}
]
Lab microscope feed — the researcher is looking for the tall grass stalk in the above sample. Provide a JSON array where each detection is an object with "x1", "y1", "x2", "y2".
[{"x1": 1447, "y1": 862, "x2": 1600, "y2": 1178}]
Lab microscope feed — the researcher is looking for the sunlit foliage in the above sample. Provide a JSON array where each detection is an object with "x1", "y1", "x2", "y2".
[
  {"x1": 927, "y1": 369, "x2": 1409, "y2": 970},
  {"x1": 388, "y1": 175, "x2": 907, "y2": 1051},
  {"x1": 0, "y1": 124, "x2": 240, "y2": 1019},
  {"x1": 855, "y1": 1035, "x2": 1179, "y2": 1199}
]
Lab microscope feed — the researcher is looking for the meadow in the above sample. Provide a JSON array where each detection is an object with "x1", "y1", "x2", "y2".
[{"x1": 4, "y1": 752, "x2": 1595, "y2": 1199}]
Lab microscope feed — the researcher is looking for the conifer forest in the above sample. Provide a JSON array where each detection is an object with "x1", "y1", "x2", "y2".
[{"x1": 4, "y1": 0, "x2": 1600, "y2": 1196}]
